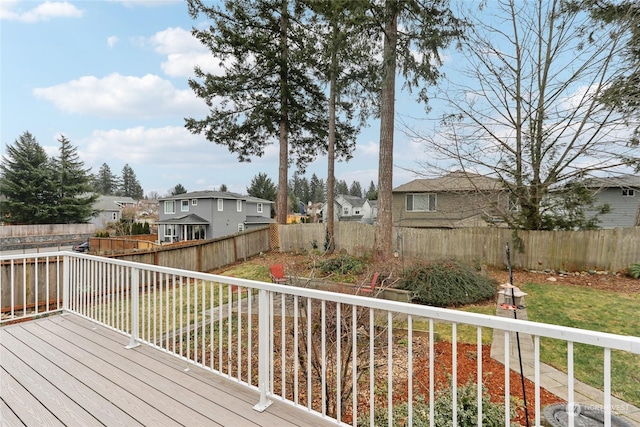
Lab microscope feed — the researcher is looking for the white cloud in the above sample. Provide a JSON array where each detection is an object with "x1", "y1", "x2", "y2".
[
  {"x1": 148, "y1": 27, "x2": 222, "y2": 77},
  {"x1": 107, "y1": 35, "x2": 119, "y2": 48},
  {"x1": 1, "y1": 1, "x2": 83, "y2": 23},
  {"x1": 357, "y1": 140, "x2": 379, "y2": 157},
  {"x1": 33, "y1": 73, "x2": 208, "y2": 119}
]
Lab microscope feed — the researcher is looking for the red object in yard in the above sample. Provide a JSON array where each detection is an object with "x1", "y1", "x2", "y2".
[
  {"x1": 361, "y1": 272, "x2": 380, "y2": 293},
  {"x1": 269, "y1": 264, "x2": 288, "y2": 284}
]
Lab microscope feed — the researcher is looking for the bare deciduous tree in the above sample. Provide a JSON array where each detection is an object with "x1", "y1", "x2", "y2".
[{"x1": 412, "y1": 0, "x2": 639, "y2": 230}]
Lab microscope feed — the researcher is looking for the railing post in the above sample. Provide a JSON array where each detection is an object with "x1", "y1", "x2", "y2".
[
  {"x1": 253, "y1": 288, "x2": 272, "y2": 412},
  {"x1": 126, "y1": 268, "x2": 140, "y2": 349},
  {"x1": 62, "y1": 255, "x2": 70, "y2": 314}
]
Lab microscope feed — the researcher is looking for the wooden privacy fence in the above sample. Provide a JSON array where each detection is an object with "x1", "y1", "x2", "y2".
[{"x1": 278, "y1": 222, "x2": 640, "y2": 272}]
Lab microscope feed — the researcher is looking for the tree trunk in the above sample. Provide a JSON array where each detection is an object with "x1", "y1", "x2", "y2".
[
  {"x1": 326, "y1": 22, "x2": 338, "y2": 253},
  {"x1": 373, "y1": 1, "x2": 397, "y2": 261},
  {"x1": 277, "y1": 1, "x2": 289, "y2": 225}
]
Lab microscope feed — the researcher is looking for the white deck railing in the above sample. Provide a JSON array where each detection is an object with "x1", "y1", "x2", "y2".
[{"x1": 1, "y1": 252, "x2": 639, "y2": 427}]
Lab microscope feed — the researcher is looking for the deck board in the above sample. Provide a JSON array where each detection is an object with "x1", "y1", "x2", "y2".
[{"x1": 0, "y1": 314, "x2": 336, "y2": 427}]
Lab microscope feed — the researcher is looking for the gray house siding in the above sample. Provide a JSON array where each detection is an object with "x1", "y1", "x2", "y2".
[
  {"x1": 588, "y1": 188, "x2": 640, "y2": 228},
  {"x1": 158, "y1": 192, "x2": 273, "y2": 242}
]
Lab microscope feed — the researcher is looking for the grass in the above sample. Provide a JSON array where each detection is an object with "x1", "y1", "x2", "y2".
[{"x1": 520, "y1": 282, "x2": 640, "y2": 407}]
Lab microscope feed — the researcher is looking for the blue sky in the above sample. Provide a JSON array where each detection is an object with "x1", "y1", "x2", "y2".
[{"x1": 1, "y1": 0, "x2": 433, "y2": 197}]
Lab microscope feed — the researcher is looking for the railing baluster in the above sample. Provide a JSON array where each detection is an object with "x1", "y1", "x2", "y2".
[
  {"x1": 126, "y1": 268, "x2": 140, "y2": 349},
  {"x1": 477, "y1": 326, "x2": 483, "y2": 427},
  {"x1": 281, "y1": 293, "x2": 286, "y2": 400},
  {"x1": 237, "y1": 284, "x2": 241, "y2": 381},
  {"x1": 387, "y1": 311, "x2": 393, "y2": 427},
  {"x1": 604, "y1": 347, "x2": 611, "y2": 427},
  {"x1": 294, "y1": 295, "x2": 299, "y2": 406},
  {"x1": 535, "y1": 335, "x2": 541, "y2": 425},
  {"x1": 429, "y1": 318, "x2": 435, "y2": 427},
  {"x1": 253, "y1": 288, "x2": 272, "y2": 412},
  {"x1": 568, "y1": 341, "x2": 574, "y2": 427},
  {"x1": 352, "y1": 305, "x2": 357, "y2": 427},
  {"x1": 321, "y1": 300, "x2": 326, "y2": 417},
  {"x1": 307, "y1": 297, "x2": 312, "y2": 411},
  {"x1": 453, "y1": 323, "x2": 458, "y2": 426},
  {"x1": 369, "y1": 308, "x2": 374, "y2": 425},
  {"x1": 34, "y1": 256, "x2": 38, "y2": 314},
  {"x1": 504, "y1": 330, "x2": 510, "y2": 427},
  {"x1": 336, "y1": 302, "x2": 342, "y2": 424},
  {"x1": 408, "y1": 315, "x2": 413, "y2": 427}
]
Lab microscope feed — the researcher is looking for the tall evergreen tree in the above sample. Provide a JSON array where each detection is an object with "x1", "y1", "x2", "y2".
[
  {"x1": 0, "y1": 131, "x2": 58, "y2": 224},
  {"x1": 304, "y1": 0, "x2": 380, "y2": 252},
  {"x1": 186, "y1": 0, "x2": 346, "y2": 224},
  {"x1": 365, "y1": 180, "x2": 377, "y2": 200},
  {"x1": 171, "y1": 183, "x2": 187, "y2": 196},
  {"x1": 370, "y1": 0, "x2": 462, "y2": 260},
  {"x1": 349, "y1": 181, "x2": 363, "y2": 198},
  {"x1": 335, "y1": 179, "x2": 349, "y2": 195},
  {"x1": 94, "y1": 163, "x2": 118, "y2": 195},
  {"x1": 51, "y1": 135, "x2": 98, "y2": 223},
  {"x1": 119, "y1": 164, "x2": 143, "y2": 199},
  {"x1": 309, "y1": 173, "x2": 325, "y2": 203},
  {"x1": 247, "y1": 172, "x2": 277, "y2": 201}
]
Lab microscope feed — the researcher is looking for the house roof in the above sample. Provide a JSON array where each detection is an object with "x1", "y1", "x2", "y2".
[
  {"x1": 245, "y1": 196, "x2": 274, "y2": 205},
  {"x1": 160, "y1": 191, "x2": 245, "y2": 201},
  {"x1": 393, "y1": 171, "x2": 503, "y2": 193},
  {"x1": 157, "y1": 214, "x2": 209, "y2": 225},
  {"x1": 94, "y1": 195, "x2": 137, "y2": 211},
  {"x1": 245, "y1": 215, "x2": 276, "y2": 224},
  {"x1": 583, "y1": 174, "x2": 640, "y2": 189},
  {"x1": 338, "y1": 194, "x2": 367, "y2": 208}
]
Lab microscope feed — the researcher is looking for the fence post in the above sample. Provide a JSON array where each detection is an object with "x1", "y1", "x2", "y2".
[
  {"x1": 126, "y1": 267, "x2": 140, "y2": 349},
  {"x1": 253, "y1": 288, "x2": 273, "y2": 412},
  {"x1": 62, "y1": 255, "x2": 70, "y2": 314}
]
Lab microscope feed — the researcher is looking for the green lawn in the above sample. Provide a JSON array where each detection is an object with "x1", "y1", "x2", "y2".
[{"x1": 519, "y1": 282, "x2": 640, "y2": 407}]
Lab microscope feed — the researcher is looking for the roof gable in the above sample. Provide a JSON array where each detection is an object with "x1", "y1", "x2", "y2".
[{"x1": 393, "y1": 171, "x2": 503, "y2": 192}]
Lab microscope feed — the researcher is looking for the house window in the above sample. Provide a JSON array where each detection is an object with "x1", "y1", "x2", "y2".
[
  {"x1": 217, "y1": 199, "x2": 223, "y2": 211},
  {"x1": 257, "y1": 203, "x2": 263, "y2": 213},
  {"x1": 181, "y1": 200, "x2": 189, "y2": 212},
  {"x1": 165, "y1": 225, "x2": 175, "y2": 239},
  {"x1": 192, "y1": 199, "x2": 197, "y2": 206},
  {"x1": 111, "y1": 212, "x2": 117, "y2": 220},
  {"x1": 354, "y1": 209, "x2": 361, "y2": 215},
  {"x1": 406, "y1": 193, "x2": 437, "y2": 212},
  {"x1": 165, "y1": 201, "x2": 175, "y2": 214},
  {"x1": 343, "y1": 207, "x2": 349, "y2": 215},
  {"x1": 237, "y1": 199, "x2": 242, "y2": 212},
  {"x1": 622, "y1": 189, "x2": 635, "y2": 197},
  {"x1": 238, "y1": 223, "x2": 245, "y2": 232}
]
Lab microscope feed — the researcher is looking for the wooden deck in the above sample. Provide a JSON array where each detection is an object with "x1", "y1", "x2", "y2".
[{"x1": 0, "y1": 314, "x2": 336, "y2": 427}]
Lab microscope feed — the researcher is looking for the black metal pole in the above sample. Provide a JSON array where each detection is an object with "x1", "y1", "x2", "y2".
[{"x1": 506, "y1": 243, "x2": 530, "y2": 427}]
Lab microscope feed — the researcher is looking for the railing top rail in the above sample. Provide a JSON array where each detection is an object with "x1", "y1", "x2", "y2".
[{"x1": 5, "y1": 252, "x2": 639, "y2": 354}]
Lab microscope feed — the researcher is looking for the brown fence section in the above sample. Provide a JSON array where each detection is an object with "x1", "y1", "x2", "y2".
[
  {"x1": 278, "y1": 223, "x2": 640, "y2": 272},
  {"x1": 105, "y1": 226, "x2": 271, "y2": 272}
]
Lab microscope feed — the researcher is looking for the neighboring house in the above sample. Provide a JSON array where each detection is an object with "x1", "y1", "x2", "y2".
[
  {"x1": 157, "y1": 191, "x2": 274, "y2": 243},
  {"x1": 583, "y1": 174, "x2": 640, "y2": 228},
  {"x1": 320, "y1": 194, "x2": 376, "y2": 224},
  {"x1": 392, "y1": 171, "x2": 509, "y2": 228},
  {"x1": 90, "y1": 195, "x2": 137, "y2": 229}
]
